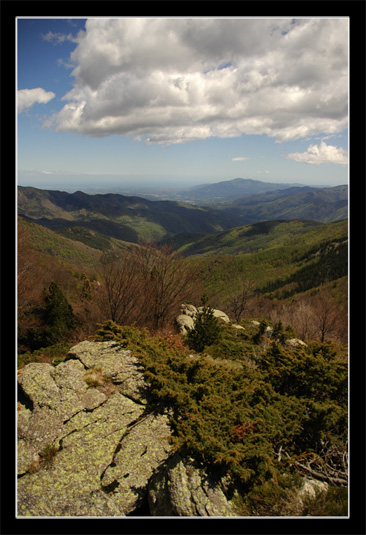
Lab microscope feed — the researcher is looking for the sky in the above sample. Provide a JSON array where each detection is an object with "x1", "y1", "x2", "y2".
[{"x1": 17, "y1": 17, "x2": 349, "y2": 190}]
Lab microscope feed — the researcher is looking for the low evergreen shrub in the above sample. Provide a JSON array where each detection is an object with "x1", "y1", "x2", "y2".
[
  {"x1": 186, "y1": 295, "x2": 221, "y2": 352},
  {"x1": 93, "y1": 319, "x2": 348, "y2": 512}
]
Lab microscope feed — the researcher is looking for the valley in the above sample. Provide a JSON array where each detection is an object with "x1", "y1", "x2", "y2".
[
  {"x1": 18, "y1": 180, "x2": 347, "y2": 246},
  {"x1": 17, "y1": 178, "x2": 348, "y2": 349}
]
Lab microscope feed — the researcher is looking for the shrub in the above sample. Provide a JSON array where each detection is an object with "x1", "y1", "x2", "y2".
[
  {"x1": 187, "y1": 295, "x2": 221, "y2": 352},
  {"x1": 302, "y1": 486, "x2": 348, "y2": 516},
  {"x1": 237, "y1": 474, "x2": 303, "y2": 516},
  {"x1": 93, "y1": 320, "x2": 348, "y2": 507},
  {"x1": 17, "y1": 342, "x2": 72, "y2": 368},
  {"x1": 21, "y1": 282, "x2": 78, "y2": 351}
]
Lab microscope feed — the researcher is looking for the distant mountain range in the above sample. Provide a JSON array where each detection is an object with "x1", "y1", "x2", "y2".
[
  {"x1": 184, "y1": 177, "x2": 303, "y2": 204},
  {"x1": 18, "y1": 181, "x2": 347, "y2": 247},
  {"x1": 17, "y1": 186, "x2": 240, "y2": 244},
  {"x1": 68, "y1": 177, "x2": 330, "y2": 205},
  {"x1": 221, "y1": 184, "x2": 348, "y2": 225}
]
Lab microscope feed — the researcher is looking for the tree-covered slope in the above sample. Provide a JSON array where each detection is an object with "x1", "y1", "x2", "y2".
[
  {"x1": 183, "y1": 219, "x2": 348, "y2": 313},
  {"x1": 222, "y1": 185, "x2": 348, "y2": 224},
  {"x1": 18, "y1": 186, "x2": 241, "y2": 243},
  {"x1": 171, "y1": 219, "x2": 347, "y2": 257}
]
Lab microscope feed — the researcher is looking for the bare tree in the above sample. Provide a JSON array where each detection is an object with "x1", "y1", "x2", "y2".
[
  {"x1": 99, "y1": 242, "x2": 200, "y2": 330},
  {"x1": 228, "y1": 281, "x2": 255, "y2": 322},
  {"x1": 133, "y1": 241, "x2": 200, "y2": 330},
  {"x1": 99, "y1": 247, "x2": 145, "y2": 326},
  {"x1": 310, "y1": 292, "x2": 345, "y2": 343}
]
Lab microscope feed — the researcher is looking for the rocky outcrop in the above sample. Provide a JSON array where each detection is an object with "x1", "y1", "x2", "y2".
[
  {"x1": 148, "y1": 454, "x2": 238, "y2": 516},
  {"x1": 176, "y1": 314, "x2": 195, "y2": 334},
  {"x1": 177, "y1": 304, "x2": 241, "y2": 335},
  {"x1": 285, "y1": 338, "x2": 308, "y2": 348},
  {"x1": 17, "y1": 341, "x2": 239, "y2": 517},
  {"x1": 17, "y1": 341, "x2": 172, "y2": 517}
]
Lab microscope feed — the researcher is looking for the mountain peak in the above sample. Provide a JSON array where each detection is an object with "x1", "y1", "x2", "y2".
[{"x1": 187, "y1": 177, "x2": 297, "y2": 200}]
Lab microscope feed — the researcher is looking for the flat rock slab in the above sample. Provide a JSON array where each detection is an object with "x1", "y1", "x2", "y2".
[
  {"x1": 17, "y1": 341, "x2": 157, "y2": 517},
  {"x1": 101, "y1": 412, "x2": 172, "y2": 513},
  {"x1": 17, "y1": 392, "x2": 144, "y2": 517},
  {"x1": 66, "y1": 341, "x2": 149, "y2": 403}
]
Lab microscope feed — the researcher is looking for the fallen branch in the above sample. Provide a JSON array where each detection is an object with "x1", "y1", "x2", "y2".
[
  {"x1": 278, "y1": 448, "x2": 348, "y2": 486},
  {"x1": 293, "y1": 460, "x2": 348, "y2": 486}
]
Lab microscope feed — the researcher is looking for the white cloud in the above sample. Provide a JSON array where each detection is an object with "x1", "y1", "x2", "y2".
[
  {"x1": 18, "y1": 88, "x2": 55, "y2": 113},
  {"x1": 47, "y1": 18, "x2": 348, "y2": 144},
  {"x1": 232, "y1": 157, "x2": 249, "y2": 161},
  {"x1": 285, "y1": 141, "x2": 348, "y2": 165},
  {"x1": 42, "y1": 31, "x2": 78, "y2": 45}
]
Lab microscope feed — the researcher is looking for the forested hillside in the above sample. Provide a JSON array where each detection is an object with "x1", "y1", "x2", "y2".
[
  {"x1": 18, "y1": 212, "x2": 348, "y2": 356},
  {"x1": 167, "y1": 219, "x2": 346, "y2": 257},
  {"x1": 221, "y1": 185, "x2": 348, "y2": 224},
  {"x1": 18, "y1": 184, "x2": 347, "y2": 248},
  {"x1": 18, "y1": 186, "x2": 240, "y2": 243}
]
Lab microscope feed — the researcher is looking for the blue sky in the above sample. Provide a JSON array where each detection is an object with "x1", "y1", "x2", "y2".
[{"x1": 17, "y1": 17, "x2": 349, "y2": 190}]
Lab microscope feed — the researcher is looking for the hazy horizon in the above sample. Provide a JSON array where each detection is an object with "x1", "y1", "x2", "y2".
[{"x1": 17, "y1": 174, "x2": 347, "y2": 195}]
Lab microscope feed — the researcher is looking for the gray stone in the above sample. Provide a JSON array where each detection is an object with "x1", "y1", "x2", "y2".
[
  {"x1": 101, "y1": 412, "x2": 173, "y2": 513},
  {"x1": 298, "y1": 478, "x2": 328, "y2": 500},
  {"x1": 177, "y1": 304, "x2": 232, "y2": 335},
  {"x1": 181, "y1": 304, "x2": 197, "y2": 317},
  {"x1": 148, "y1": 454, "x2": 238, "y2": 516},
  {"x1": 176, "y1": 314, "x2": 195, "y2": 334},
  {"x1": 67, "y1": 341, "x2": 148, "y2": 403},
  {"x1": 285, "y1": 338, "x2": 308, "y2": 348}
]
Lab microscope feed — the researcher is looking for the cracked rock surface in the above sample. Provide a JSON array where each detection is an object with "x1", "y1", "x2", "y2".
[
  {"x1": 17, "y1": 341, "x2": 170, "y2": 517},
  {"x1": 148, "y1": 454, "x2": 238, "y2": 516},
  {"x1": 17, "y1": 340, "x2": 238, "y2": 517}
]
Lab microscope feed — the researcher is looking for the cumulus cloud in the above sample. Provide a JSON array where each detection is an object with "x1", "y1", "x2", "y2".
[
  {"x1": 285, "y1": 141, "x2": 348, "y2": 165},
  {"x1": 18, "y1": 88, "x2": 55, "y2": 113},
  {"x1": 47, "y1": 18, "x2": 348, "y2": 144}
]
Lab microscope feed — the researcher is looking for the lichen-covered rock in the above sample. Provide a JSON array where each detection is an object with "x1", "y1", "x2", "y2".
[
  {"x1": 18, "y1": 359, "x2": 91, "y2": 420},
  {"x1": 66, "y1": 340, "x2": 148, "y2": 403},
  {"x1": 148, "y1": 454, "x2": 238, "y2": 516},
  {"x1": 17, "y1": 340, "x2": 154, "y2": 517},
  {"x1": 17, "y1": 391, "x2": 145, "y2": 516},
  {"x1": 17, "y1": 406, "x2": 64, "y2": 476},
  {"x1": 18, "y1": 363, "x2": 63, "y2": 412},
  {"x1": 101, "y1": 412, "x2": 173, "y2": 512}
]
